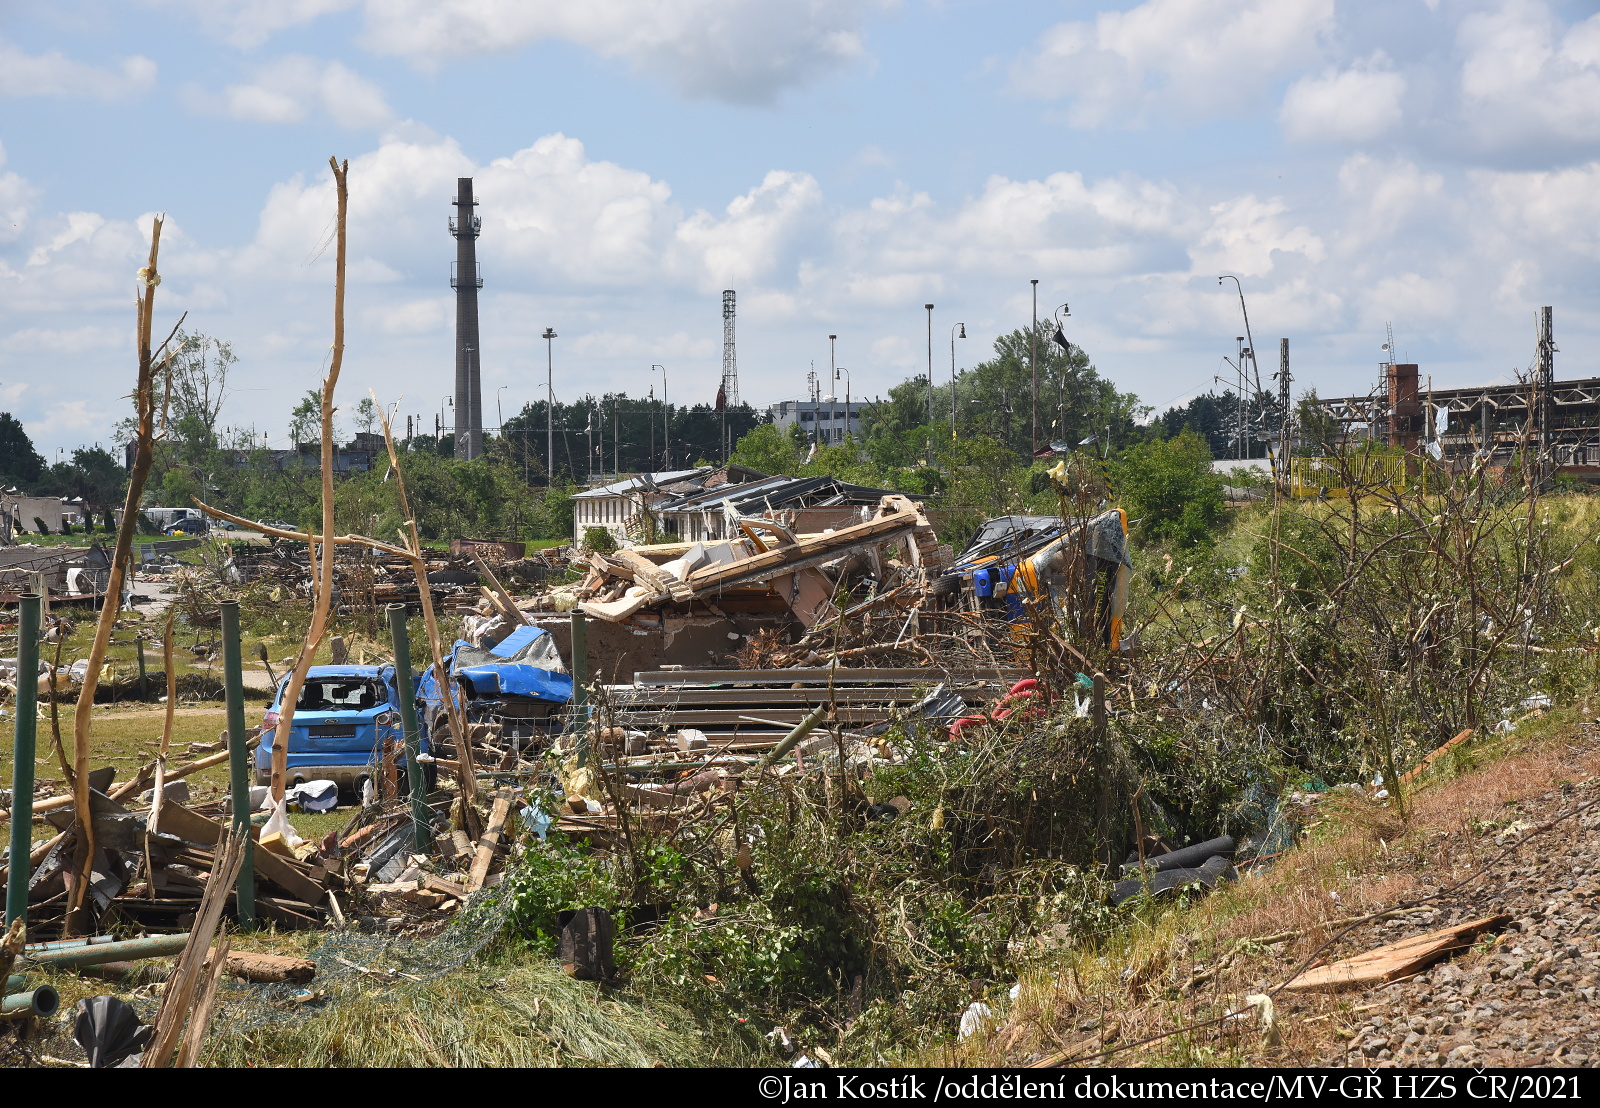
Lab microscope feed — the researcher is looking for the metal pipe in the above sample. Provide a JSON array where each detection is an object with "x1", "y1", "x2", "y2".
[
  {"x1": 753, "y1": 705, "x2": 829, "y2": 773},
  {"x1": 4, "y1": 973, "x2": 28, "y2": 993},
  {"x1": 388, "y1": 604, "x2": 431, "y2": 851},
  {"x1": 571, "y1": 611, "x2": 589, "y2": 768},
  {"x1": 22, "y1": 932, "x2": 190, "y2": 968},
  {"x1": 22, "y1": 934, "x2": 118, "y2": 953},
  {"x1": 220, "y1": 599, "x2": 256, "y2": 928},
  {"x1": 5, "y1": 593, "x2": 41, "y2": 926},
  {"x1": 0, "y1": 985, "x2": 58, "y2": 1019}
]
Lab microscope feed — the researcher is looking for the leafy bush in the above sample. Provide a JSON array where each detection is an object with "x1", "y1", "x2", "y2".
[
  {"x1": 1110, "y1": 430, "x2": 1224, "y2": 548},
  {"x1": 582, "y1": 526, "x2": 617, "y2": 554}
]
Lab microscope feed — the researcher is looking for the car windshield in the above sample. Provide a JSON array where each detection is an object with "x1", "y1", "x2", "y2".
[{"x1": 294, "y1": 678, "x2": 383, "y2": 712}]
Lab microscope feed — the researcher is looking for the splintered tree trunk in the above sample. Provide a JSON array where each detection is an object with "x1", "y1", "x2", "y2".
[
  {"x1": 268, "y1": 157, "x2": 349, "y2": 802},
  {"x1": 66, "y1": 218, "x2": 171, "y2": 932}
]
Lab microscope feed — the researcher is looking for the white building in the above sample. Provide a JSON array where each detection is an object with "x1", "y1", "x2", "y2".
[
  {"x1": 570, "y1": 468, "x2": 709, "y2": 545},
  {"x1": 767, "y1": 400, "x2": 868, "y2": 444}
]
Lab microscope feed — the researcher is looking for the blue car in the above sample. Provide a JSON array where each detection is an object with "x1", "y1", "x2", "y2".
[
  {"x1": 417, "y1": 626, "x2": 573, "y2": 759},
  {"x1": 256, "y1": 665, "x2": 433, "y2": 793}
]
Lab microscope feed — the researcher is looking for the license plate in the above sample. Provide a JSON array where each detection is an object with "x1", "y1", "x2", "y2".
[{"x1": 307, "y1": 724, "x2": 358, "y2": 738}]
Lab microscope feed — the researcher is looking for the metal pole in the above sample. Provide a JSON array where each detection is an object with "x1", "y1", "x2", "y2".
[
  {"x1": 219, "y1": 599, "x2": 255, "y2": 929},
  {"x1": 570, "y1": 611, "x2": 589, "y2": 768},
  {"x1": 924, "y1": 305, "x2": 934, "y2": 428},
  {"x1": 386, "y1": 604, "x2": 431, "y2": 851},
  {"x1": 21, "y1": 933, "x2": 190, "y2": 968},
  {"x1": 829, "y1": 335, "x2": 837, "y2": 448},
  {"x1": 136, "y1": 636, "x2": 149, "y2": 700},
  {"x1": 1031, "y1": 279, "x2": 1039, "y2": 455},
  {"x1": 5, "y1": 594, "x2": 40, "y2": 926},
  {"x1": 544, "y1": 328, "x2": 556, "y2": 485}
]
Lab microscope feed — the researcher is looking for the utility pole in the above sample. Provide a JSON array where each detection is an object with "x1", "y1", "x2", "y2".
[
  {"x1": 1236, "y1": 336, "x2": 1246, "y2": 460},
  {"x1": 1031, "y1": 279, "x2": 1039, "y2": 455},
  {"x1": 1538, "y1": 306, "x2": 1555, "y2": 486},
  {"x1": 950, "y1": 322, "x2": 965, "y2": 437},
  {"x1": 1278, "y1": 337, "x2": 1292, "y2": 495},
  {"x1": 613, "y1": 400, "x2": 619, "y2": 478},
  {"x1": 653, "y1": 365, "x2": 669, "y2": 469},
  {"x1": 543, "y1": 328, "x2": 556, "y2": 485},
  {"x1": 828, "y1": 335, "x2": 837, "y2": 447},
  {"x1": 925, "y1": 304, "x2": 934, "y2": 462}
]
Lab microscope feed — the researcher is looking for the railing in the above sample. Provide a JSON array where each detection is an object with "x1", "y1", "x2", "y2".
[{"x1": 1289, "y1": 454, "x2": 1414, "y2": 498}]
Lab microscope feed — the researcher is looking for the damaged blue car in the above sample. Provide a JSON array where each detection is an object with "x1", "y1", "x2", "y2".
[{"x1": 416, "y1": 625, "x2": 574, "y2": 762}]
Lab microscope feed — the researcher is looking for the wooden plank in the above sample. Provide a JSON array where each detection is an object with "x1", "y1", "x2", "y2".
[
  {"x1": 1283, "y1": 914, "x2": 1509, "y2": 992},
  {"x1": 683, "y1": 511, "x2": 921, "y2": 594},
  {"x1": 611, "y1": 686, "x2": 997, "y2": 707},
  {"x1": 630, "y1": 667, "x2": 1023, "y2": 687},
  {"x1": 154, "y1": 803, "x2": 326, "y2": 906},
  {"x1": 226, "y1": 950, "x2": 316, "y2": 983},
  {"x1": 1399, "y1": 729, "x2": 1475, "y2": 786},
  {"x1": 467, "y1": 792, "x2": 513, "y2": 892}
]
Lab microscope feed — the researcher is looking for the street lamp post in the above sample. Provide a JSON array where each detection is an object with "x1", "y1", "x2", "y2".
[
  {"x1": 652, "y1": 365, "x2": 669, "y2": 469},
  {"x1": 542, "y1": 328, "x2": 556, "y2": 485},
  {"x1": 949, "y1": 322, "x2": 966, "y2": 437},
  {"x1": 1031, "y1": 279, "x2": 1039, "y2": 455},
  {"x1": 828, "y1": 335, "x2": 837, "y2": 446},
  {"x1": 439, "y1": 395, "x2": 452, "y2": 453},
  {"x1": 835, "y1": 367, "x2": 851, "y2": 441}
]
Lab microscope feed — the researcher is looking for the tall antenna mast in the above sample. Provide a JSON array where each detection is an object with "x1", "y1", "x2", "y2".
[
  {"x1": 721, "y1": 290, "x2": 738, "y2": 462},
  {"x1": 1383, "y1": 321, "x2": 1395, "y2": 368}
]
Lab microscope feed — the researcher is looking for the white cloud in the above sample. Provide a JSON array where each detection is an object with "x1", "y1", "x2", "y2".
[
  {"x1": 1474, "y1": 161, "x2": 1600, "y2": 261},
  {"x1": 1458, "y1": 2, "x2": 1600, "y2": 152},
  {"x1": 1189, "y1": 196, "x2": 1323, "y2": 278},
  {"x1": 186, "y1": 56, "x2": 394, "y2": 128},
  {"x1": 0, "y1": 143, "x2": 37, "y2": 244},
  {"x1": 673, "y1": 171, "x2": 825, "y2": 290},
  {"x1": 1280, "y1": 53, "x2": 1406, "y2": 143},
  {"x1": 149, "y1": 0, "x2": 359, "y2": 49},
  {"x1": 0, "y1": 38, "x2": 156, "y2": 99},
  {"x1": 4, "y1": 325, "x2": 126, "y2": 355},
  {"x1": 358, "y1": 0, "x2": 873, "y2": 103},
  {"x1": 167, "y1": 0, "x2": 879, "y2": 103},
  {"x1": 1335, "y1": 155, "x2": 1446, "y2": 249},
  {"x1": 1012, "y1": 0, "x2": 1335, "y2": 126}
]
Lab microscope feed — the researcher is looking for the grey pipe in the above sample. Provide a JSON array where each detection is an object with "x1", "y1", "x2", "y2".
[
  {"x1": 0, "y1": 985, "x2": 59, "y2": 1019},
  {"x1": 753, "y1": 705, "x2": 829, "y2": 773},
  {"x1": 22, "y1": 932, "x2": 190, "y2": 968}
]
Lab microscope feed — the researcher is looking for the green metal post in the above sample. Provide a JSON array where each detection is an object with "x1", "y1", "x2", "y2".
[
  {"x1": 571, "y1": 610, "x2": 589, "y2": 768},
  {"x1": 220, "y1": 600, "x2": 255, "y2": 928},
  {"x1": 136, "y1": 637, "x2": 149, "y2": 700},
  {"x1": 387, "y1": 605, "x2": 430, "y2": 851},
  {"x1": 5, "y1": 594, "x2": 40, "y2": 927}
]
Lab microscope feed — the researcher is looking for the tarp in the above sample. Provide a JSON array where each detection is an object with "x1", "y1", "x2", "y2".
[{"x1": 455, "y1": 662, "x2": 574, "y2": 703}]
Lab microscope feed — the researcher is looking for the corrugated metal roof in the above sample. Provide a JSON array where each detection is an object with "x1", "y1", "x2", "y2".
[{"x1": 570, "y1": 468, "x2": 709, "y2": 498}]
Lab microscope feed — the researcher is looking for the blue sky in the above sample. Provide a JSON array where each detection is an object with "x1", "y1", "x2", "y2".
[{"x1": 2, "y1": 0, "x2": 1599, "y2": 456}]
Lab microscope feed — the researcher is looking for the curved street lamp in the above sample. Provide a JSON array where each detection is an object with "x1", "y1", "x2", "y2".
[
  {"x1": 949, "y1": 322, "x2": 965, "y2": 437},
  {"x1": 652, "y1": 364, "x2": 669, "y2": 469}
]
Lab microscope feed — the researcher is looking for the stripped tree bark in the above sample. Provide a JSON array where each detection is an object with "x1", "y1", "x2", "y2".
[
  {"x1": 144, "y1": 612, "x2": 178, "y2": 899},
  {"x1": 372, "y1": 395, "x2": 479, "y2": 807},
  {"x1": 65, "y1": 217, "x2": 170, "y2": 933},
  {"x1": 266, "y1": 156, "x2": 348, "y2": 802}
]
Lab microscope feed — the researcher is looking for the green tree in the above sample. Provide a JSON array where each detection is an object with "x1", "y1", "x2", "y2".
[
  {"x1": 289, "y1": 389, "x2": 332, "y2": 446},
  {"x1": 353, "y1": 397, "x2": 380, "y2": 438},
  {"x1": 0, "y1": 412, "x2": 44, "y2": 488},
  {"x1": 729, "y1": 423, "x2": 801, "y2": 476},
  {"x1": 166, "y1": 330, "x2": 236, "y2": 447},
  {"x1": 1108, "y1": 430, "x2": 1223, "y2": 548}
]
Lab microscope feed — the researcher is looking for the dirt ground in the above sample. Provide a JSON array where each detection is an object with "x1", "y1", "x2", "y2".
[{"x1": 961, "y1": 712, "x2": 1600, "y2": 1069}]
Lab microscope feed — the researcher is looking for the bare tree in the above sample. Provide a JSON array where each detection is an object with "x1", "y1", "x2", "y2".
[{"x1": 166, "y1": 330, "x2": 236, "y2": 445}]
